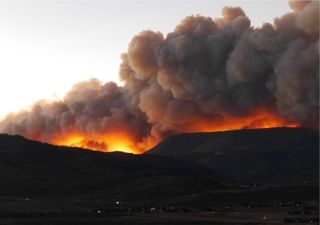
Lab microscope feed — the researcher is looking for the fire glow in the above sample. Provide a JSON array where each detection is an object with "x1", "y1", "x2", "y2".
[
  {"x1": 180, "y1": 108, "x2": 300, "y2": 133},
  {"x1": 51, "y1": 108, "x2": 300, "y2": 154},
  {"x1": 52, "y1": 132, "x2": 142, "y2": 154}
]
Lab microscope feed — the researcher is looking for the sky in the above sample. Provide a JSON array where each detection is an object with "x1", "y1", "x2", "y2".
[{"x1": 0, "y1": 0, "x2": 291, "y2": 119}]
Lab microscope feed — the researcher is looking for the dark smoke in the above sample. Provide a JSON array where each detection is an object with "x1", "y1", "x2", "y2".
[{"x1": 0, "y1": 1, "x2": 318, "y2": 150}]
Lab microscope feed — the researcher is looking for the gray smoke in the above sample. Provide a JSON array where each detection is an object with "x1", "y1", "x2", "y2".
[{"x1": 0, "y1": 1, "x2": 318, "y2": 151}]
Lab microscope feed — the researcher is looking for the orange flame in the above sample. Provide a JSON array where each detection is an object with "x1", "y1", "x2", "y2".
[
  {"x1": 52, "y1": 132, "x2": 142, "y2": 154},
  {"x1": 179, "y1": 108, "x2": 300, "y2": 133},
  {"x1": 50, "y1": 108, "x2": 300, "y2": 154}
]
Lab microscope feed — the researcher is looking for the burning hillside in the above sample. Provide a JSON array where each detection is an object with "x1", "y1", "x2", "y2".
[{"x1": 0, "y1": 0, "x2": 318, "y2": 153}]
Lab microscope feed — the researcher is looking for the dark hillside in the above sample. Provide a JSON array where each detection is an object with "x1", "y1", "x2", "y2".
[
  {"x1": 0, "y1": 134, "x2": 229, "y2": 197},
  {"x1": 147, "y1": 128, "x2": 319, "y2": 184}
]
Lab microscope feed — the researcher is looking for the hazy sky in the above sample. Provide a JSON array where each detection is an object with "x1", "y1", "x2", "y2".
[{"x1": 0, "y1": 0, "x2": 291, "y2": 118}]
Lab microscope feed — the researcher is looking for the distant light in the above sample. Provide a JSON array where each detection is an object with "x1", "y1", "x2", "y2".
[{"x1": 116, "y1": 201, "x2": 120, "y2": 205}]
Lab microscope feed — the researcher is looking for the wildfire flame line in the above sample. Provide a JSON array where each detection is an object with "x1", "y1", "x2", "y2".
[{"x1": 51, "y1": 108, "x2": 299, "y2": 154}]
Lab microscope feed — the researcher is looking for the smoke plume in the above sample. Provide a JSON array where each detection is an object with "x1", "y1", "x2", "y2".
[{"x1": 0, "y1": 1, "x2": 318, "y2": 153}]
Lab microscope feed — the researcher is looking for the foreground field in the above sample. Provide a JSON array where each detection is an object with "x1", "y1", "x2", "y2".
[{"x1": 1, "y1": 185, "x2": 318, "y2": 225}]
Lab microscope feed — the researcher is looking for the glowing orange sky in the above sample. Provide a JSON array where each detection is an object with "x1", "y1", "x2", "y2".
[{"x1": 51, "y1": 108, "x2": 299, "y2": 154}]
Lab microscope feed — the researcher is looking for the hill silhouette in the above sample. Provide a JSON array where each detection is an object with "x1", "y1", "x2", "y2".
[
  {"x1": 0, "y1": 134, "x2": 229, "y2": 197},
  {"x1": 0, "y1": 129, "x2": 318, "y2": 225},
  {"x1": 147, "y1": 128, "x2": 319, "y2": 185}
]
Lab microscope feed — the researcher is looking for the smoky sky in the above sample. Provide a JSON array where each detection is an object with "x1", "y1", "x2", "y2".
[{"x1": 0, "y1": 0, "x2": 318, "y2": 150}]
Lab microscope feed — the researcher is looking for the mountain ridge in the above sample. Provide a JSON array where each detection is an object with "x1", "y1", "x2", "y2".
[
  {"x1": 0, "y1": 133, "x2": 231, "y2": 197},
  {"x1": 147, "y1": 127, "x2": 319, "y2": 185},
  {"x1": 147, "y1": 127, "x2": 318, "y2": 154},
  {"x1": 0, "y1": 127, "x2": 318, "y2": 197}
]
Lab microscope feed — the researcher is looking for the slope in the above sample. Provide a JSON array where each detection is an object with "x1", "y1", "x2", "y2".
[{"x1": 147, "y1": 128, "x2": 319, "y2": 184}]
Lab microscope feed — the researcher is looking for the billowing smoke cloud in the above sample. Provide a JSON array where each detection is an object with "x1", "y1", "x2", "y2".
[{"x1": 0, "y1": 1, "x2": 318, "y2": 152}]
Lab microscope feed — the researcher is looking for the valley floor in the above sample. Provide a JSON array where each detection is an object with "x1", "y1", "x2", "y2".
[
  {"x1": 1, "y1": 209, "x2": 318, "y2": 225},
  {"x1": 1, "y1": 185, "x2": 318, "y2": 225}
]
